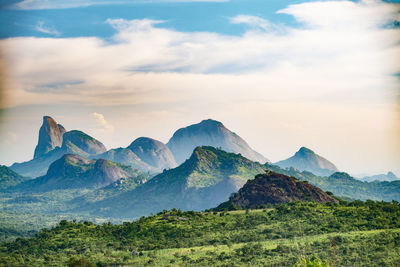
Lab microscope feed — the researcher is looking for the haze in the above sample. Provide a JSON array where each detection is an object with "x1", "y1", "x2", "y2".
[{"x1": 0, "y1": 0, "x2": 399, "y2": 176}]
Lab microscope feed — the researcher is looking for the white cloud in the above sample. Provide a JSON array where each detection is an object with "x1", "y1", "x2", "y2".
[
  {"x1": 91, "y1": 112, "x2": 114, "y2": 133},
  {"x1": 1, "y1": 0, "x2": 399, "y2": 174},
  {"x1": 230, "y1": 15, "x2": 276, "y2": 32},
  {"x1": 35, "y1": 21, "x2": 60, "y2": 36}
]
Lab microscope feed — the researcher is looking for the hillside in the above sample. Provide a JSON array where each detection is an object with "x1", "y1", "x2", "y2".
[
  {"x1": 166, "y1": 119, "x2": 268, "y2": 164},
  {"x1": 1, "y1": 201, "x2": 399, "y2": 266},
  {"x1": 0, "y1": 166, "x2": 29, "y2": 190},
  {"x1": 80, "y1": 146, "x2": 265, "y2": 217},
  {"x1": 13, "y1": 154, "x2": 145, "y2": 192},
  {"x1": 275, "y1": 147, "x2": 338, "y2": 176},
  {"x1": 215, "y1": 171, "x2": 337, "y2": 210}
]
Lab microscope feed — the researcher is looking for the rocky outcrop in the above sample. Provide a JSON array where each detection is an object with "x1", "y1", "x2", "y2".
[
  {"x1": 34, "y1": 116, "x2": 66, "y2": 158},
  {"x1": 167, "y1": 119, "x2": 268, "y2": 164},
  {"x1": 62, "y1": 130, "x2": 107, "y2": 156},
  {"x1": 128, "y1": 137, "x2": 177, "y2": 170},
  {"x1": 218, "y1": 171, "x2": 338, "y2": 209}
]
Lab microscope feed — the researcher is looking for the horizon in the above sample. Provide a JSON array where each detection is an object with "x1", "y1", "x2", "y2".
[{"x1": 1, "y1": 0, "x2": 400, "y2": 176}]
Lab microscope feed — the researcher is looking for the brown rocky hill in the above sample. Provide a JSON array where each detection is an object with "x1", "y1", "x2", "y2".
[{"x1": 215, "y1": 171, "x2": 338, "y2": 210}]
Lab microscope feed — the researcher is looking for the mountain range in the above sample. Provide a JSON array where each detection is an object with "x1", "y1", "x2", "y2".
[
  {"x1": 2, "y1": 115, "x2": 400, "y2": 220},
  {"x1": 77, "y1": 146, "x2": 266, "y2": 217},
  {"x1": 361, "y1": 172, "x2": 399, "y2": 183}
]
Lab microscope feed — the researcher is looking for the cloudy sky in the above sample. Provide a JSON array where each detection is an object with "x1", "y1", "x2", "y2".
[{"x1": 0, "y1": 0, "x2": 399, "y2": 177}]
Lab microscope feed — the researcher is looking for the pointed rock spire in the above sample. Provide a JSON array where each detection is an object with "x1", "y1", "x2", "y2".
[{"x1": 34, "y1": 116, "x2": 66, "y2": 158}]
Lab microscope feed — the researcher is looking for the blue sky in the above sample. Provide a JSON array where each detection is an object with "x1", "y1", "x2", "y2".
[
  {"x1": 0, "y1": 0, "x2": 399, "y2": 176},
  {"x1": 0, "y1": 0, "x2": 356, "y2": 38}
]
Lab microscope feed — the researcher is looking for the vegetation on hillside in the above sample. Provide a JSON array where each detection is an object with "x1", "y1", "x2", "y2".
[{"x1": 1, "y1": 200, "x2": 399, "y2": 266}]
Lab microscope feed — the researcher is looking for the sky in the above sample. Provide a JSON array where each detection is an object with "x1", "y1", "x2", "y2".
[{"x1": 0, "y1": 0, "x2": 399, "y2": 177}]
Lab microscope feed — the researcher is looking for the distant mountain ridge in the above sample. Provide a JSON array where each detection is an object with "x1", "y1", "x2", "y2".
[
  {"x1": 167, "y1": 119, "x2": 268, "y2": 165},
  {"x1": 275, "y1": 147, "x2": 338, "y2": 176},
  {"x1": 361, "y1": 172, "x2": 399, "y2": 183}
]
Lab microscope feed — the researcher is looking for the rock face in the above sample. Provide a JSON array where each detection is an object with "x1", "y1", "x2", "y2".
[
  {"x1": 275, "y1": 147, "x2": 338, "y2": 176},
  {"x1": 361, "y1": 172, "x2": 399, "y2": 182},
  {"x1": 62, "y1": 130, "x2": 107, "y2": 156},
  {"x1": 166, "y1": 119, "x2": 268, "y2": 165},
  {"x1": 11, "y1": 128, "x2": 107, "y2": 178},
  {"x1": 217, "y1": 171, "x2": 338, "y2": 210},
  {"x1": 128, "y1": 137, "x2": 177, "y2": 170},
  {"x1": 15, "y1": 154, "x2": 143, "y2": 191},
  {"x1": 34, "y1": 116, "x2": 66, "y2": 158},
  {"x1": 84, "y1": 146, "x2": 266, "y2": 217}
]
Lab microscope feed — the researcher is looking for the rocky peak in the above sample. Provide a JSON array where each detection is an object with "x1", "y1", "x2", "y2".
[
  {"x1": 128, "y1": 137, "x2": 177, "y2": 170},
  {"x1": 166, "y1": 119, "x2": 268, "y2": 164},
  {"x1": 34, "y1": 116, "x2": 66, "y2": 158},
  {"x1": 62, "y1": 130, "x2": 107, "y2": 155},
  {"x1": 275, "y1": 147, "x2": 338, "y2": 176}
]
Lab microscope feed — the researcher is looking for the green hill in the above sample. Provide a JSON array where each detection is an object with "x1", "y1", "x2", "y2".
[
  {"x1": 0, "y1": 166, "x2": 28, "y2": 190},
  {"x1": 13, "y1": 154, "x2": 147, "y2": 192},
  {"x1": 81, "y1": 146, "x2": 265, "y2": 218}
]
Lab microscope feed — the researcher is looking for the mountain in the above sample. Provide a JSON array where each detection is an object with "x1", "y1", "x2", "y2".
[
  {"x1": 62, "y1": 130, "x2": 107, "y2": 156},
  {"x1": 166, "y1": 119, "x2": 268, "y2": 165},
  {"x1": 127, "y1": 137, "x2": 177, "y2": 170},
  {"x1": 0, "y1": 165, "x2": 29, "y2": 190},
  {"x1": 14, "y1": 154, "x2": 145, "y2": 192},
  {"x1": 361, "y1": 172, "x2": 399, "y2": 183},
  {"x1": 93, "y1": 148, "x2": 156, "y2": 173},
  {"x1": 10, "y1": 129, "x2": 107, "y2": 178},
  {"x1": 34, "y1": 116, "x2": 66, "y2": 158},
  {"x1": 215, "y1": 171, "x2": 338, "y2": 210},
  {"x1": 92, "y1": 137, "x2": 177, "y2": 173},
  {"x1": 80, "y1": 146, "x2": 265, "y2": 217},
  {"x1": 275, "y1": 147, "x2": 338, "y2": 176}
]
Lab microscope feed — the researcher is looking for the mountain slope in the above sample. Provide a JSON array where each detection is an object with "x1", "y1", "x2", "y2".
[
  {"x1": 13, "y1": 154, "x2": 143, "y2": 192},
  {"x1": 0, "y1": 165, "x2": 29, "y2": 190},
  {"x1": 166, "y1": 119, "x2": 268, "y2": 164},
  {"x1": 81, "y1": 146, "x2": 265, "y2": 217},
  {"x1": 128, "y1": 137, "x2": 177, "y2": 170},
  {"x1": 10, "y1": 130, "x2": 107, "y2": 178},
  {"x1": 34, "y1": 116, "x2": 66, "y2": 158},
  {"x1": 215, "y1": 171, "x2": 338, "y2": 210},
  {"x1": 275, "y1": 147, "x2": 338, "y2": 176}
]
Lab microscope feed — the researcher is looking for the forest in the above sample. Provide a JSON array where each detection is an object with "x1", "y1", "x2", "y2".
[{"x1": 1, "y1": 200, "x2": 399, "y2": 266}]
